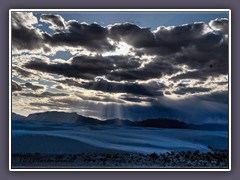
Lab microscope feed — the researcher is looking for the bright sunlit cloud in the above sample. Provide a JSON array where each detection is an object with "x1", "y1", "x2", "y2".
[{"x1": 103, "y1": 41, "x2": 131, "y2": 56}]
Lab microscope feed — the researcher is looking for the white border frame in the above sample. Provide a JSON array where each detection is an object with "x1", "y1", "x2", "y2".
[{"x1": 9, "y1": 9, "x2": 231, "y2": 172}]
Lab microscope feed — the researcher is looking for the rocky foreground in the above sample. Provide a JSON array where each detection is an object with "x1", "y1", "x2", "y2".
[{"x1": 12, "y1": 150, "x2": 228, "y2": 169}]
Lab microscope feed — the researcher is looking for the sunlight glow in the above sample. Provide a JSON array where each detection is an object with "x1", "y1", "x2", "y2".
[{"x1": 103, "y1": 41, "x2": 131, "y2": 56}]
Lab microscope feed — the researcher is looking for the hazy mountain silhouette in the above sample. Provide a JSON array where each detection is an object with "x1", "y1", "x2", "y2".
[
  {"x1": 12, "y1": 112, "x2": 25, "y2": 120},
  {"x1": 133, "y1": 118, "x2": 189, "y2": 129},
  {"x1": 12, "y1": 111, "x2": 228, "y2": 131}
]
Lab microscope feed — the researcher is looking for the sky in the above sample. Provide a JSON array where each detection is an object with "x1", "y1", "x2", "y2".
[{"x1": 11, "y1": 11, "x2": 229, "y2": 124}]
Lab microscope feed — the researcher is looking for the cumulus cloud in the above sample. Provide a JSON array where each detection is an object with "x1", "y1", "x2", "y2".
[
  {"x1": 12, "y1": 81, "x2": 22, "y2": 92},
  {"x1": 120, "y1": 96, "x2": 145, "y2": 103},
  {"x1": 24, "y1": 55, "x2": 142, "y2": 80},
  {"x1": 43, "y1": 21, "x2": 114, "y2": 52},
  {"x1": 107, "y1": 57, "x2": 179, "y2": 81},
  {"x1": 11, "y1": 12, "x2": 47, "y2": 52},
  {"x1": 40, "y1": 14, "x2": 66, "y2": 30},
  {"x1": 12, "y1": 12, "x2": 38, "y2": 28},
  {"x1": 177, "y1": 64, "x2": 227, "y2": 82},
  {"x1": 170, "y1": 32, "x2": 228, "y2": 80},
  {"x1": 209, "y1": 18, "x2": 229, "y2": 34},
  {"x1": 109, "y1": 23, "x2": 155, "y2": 48},
  {"x1": 173, "y1": 87, "x2": 212, "y2": 95},
  {"x1": 55, "y1": 78, "x2": 82, "y2": 87},
  {"x1": 24, "y1": 54, "x2": 180, "y2": 82},
  {"x1": 12, "y1": 66, "x2": 32, "y2": 77},
  {"x1": 53, "y1": 84, "x2": 64, "y2": 90},
  {"x1": 12, "y1": 13, "x2": 229, "y2": 73},
  {"x1": 20, "y1": 91, "x2": 68, "y2": 98},
  {"x1": 24, "y1": 82, "x2": 45, "y2": 91},
  {"x1": 109, "y1": 21, "x2": 228, "y2": 82},
  {"x1": 12, "y1": 13, "x2": 113, "y2": 53},
  {"x1": 12, "y1": 12, "x2": 229, "y2": 53},
  {"x1": 143, "y1": 22, "x2": 211, "y2": 55},
  {"x1": 79, "y1": 79, "x2": 165, "y2": 97},
  {"x1": 53, "y1": 77, "x2": 166, "y2": 98}
]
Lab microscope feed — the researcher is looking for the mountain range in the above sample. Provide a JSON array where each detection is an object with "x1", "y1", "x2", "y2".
[{"x1": 12, "y1": 111, "x2": 228, "y2": 131}]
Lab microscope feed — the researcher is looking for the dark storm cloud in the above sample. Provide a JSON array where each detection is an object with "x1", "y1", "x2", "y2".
[
  {"x1": 43, "y1": 21, "x2": 114, "y2": 52},
  {"x1": 12, "y1": 12, "x2": 229, "y2": 81},
  {"x1": 40, "y1": 14, "x2": 65, "y2": 30},
  {"x1": 171, "y1": 51, "x2": 227, "y2": 81},
  {"x1": 24, "y1": 57, "x2": 104, "y2": 80},
  {"x1": 175, "y1": 33, "x2": 227, "y2": 67},
  {"x1": 12, "y1": 12, "x2": 113, "y2": 52},
  {"x1": 109, "y1": 23, "x2": 155, "y2": 47},
  {"x1": 120, "y1": 96, "x2": 144, "y2": 103},
  {"x1": 55, "y1": 77, "x2": 166, "y2": 97},
  {"x1": 53, "y1": 84, "x2": 64, "y2": 90},
  {"x1": 20, "y1": 91, "x2": 68, "y2": 98},
  {"x1": 12, "y1": 12, "x2": 46, "y2": 51},
  {"x1": 107, "y1": 21, "x2": 227, "y2": 81},
  {"x1": 107, "y1": 58, "x2": 179, "y2": 81},
  {"x1": 217, "y1": 81, "x2": 228, "y2": 86},
  {"x1": 12, "y1": 66, "x2": 32, "y2": 77},
  {"x1": 170, "y1": 31, "x2": 228, "y2": 81},
  {"x1": 55, "y1": 78, "x2": 82, "y2": 87},
  {"x1": 56, "y1": 77, "x2": 166, "y2": 97},
  {"x1": 112, "y1": 22, "x2": 212, "y2": 56},
  {"x1": 79, "y1": 79, "x2": 164, "y2": 97},
  {"x1": 119, "y1": 93, "x2": 158, "y2": 103},
  {"x1": 138, "y1": 22, "x2": 209, "y2": 55},
  {"x1": 71, "y1": 55, "x2": 141, "y2": 73},
  {"x1": 164, "y1": 91, "x2": 171, "y2": 95},
  {"x1": 24, "y1": 55, "x2": 142, "y2": 80},
  {"x1": 173, "y1": 87, "x2": 211, "y2": 95},
  {"x1": 12, "y1": 22, "x2": 44, "y2": 51},
  {"x1": 24, "y1": 82, "x2": 44, "y2": 91},
  {"x1": 128, "y1": 21, "x2": 228, "y2": 81},
  {"x1": 171, "y1": 70, "x2": 210, "y2": 81},
  {"x1": 24, "y1": 59, "x2": 94, "y2": 79},
  {"x1": 108, "y1": 22, "x2": 214, "y2": 57},
  {"x1": 12, "y1": 81, "x2": 22, "y2": 92},
  {"x1": 12, "y1": 13, "x2": 228, "y2": 83},
  {"x1": 209, "y1": 18, "x2": 229, "y2": 34}
]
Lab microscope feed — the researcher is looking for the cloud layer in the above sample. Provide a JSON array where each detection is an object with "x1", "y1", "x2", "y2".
[{"x1": 11, "y1": 12, "x2": 229, "y2": 123}]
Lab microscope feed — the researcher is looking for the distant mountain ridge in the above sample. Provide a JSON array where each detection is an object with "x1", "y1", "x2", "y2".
[
  {"x1": 26, "y1": 111, "x2": 100, "y2": 124},
  {"x1": 26, "y1": 111, "x2": 79, "y2": 123},
  {"x1": 12, "y1": 112, "x2": 25, "y2": 120},
  {"x1": 12, "y1": 111, "x2": 228, "y2": 131}
]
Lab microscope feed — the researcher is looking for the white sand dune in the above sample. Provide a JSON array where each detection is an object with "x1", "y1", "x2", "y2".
[{"x1": 12, "y1": 120, "x2": 228, "y2": 154}]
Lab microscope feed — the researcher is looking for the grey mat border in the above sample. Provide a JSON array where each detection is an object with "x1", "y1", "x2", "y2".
[{"x1": 0, "y1": 0, "x2": 239, "y2": 179}]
